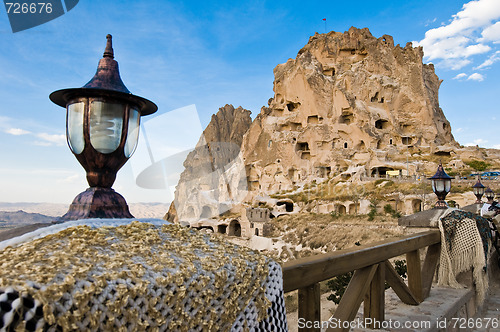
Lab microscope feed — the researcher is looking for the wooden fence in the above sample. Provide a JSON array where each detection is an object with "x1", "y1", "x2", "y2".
[{"x1": 282, "y1": 230, "x2": 441, "y2": 332}]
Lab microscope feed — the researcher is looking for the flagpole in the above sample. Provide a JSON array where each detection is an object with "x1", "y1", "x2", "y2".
[{"x1": 323, "y1": 18, "x2": 327, "y2": 33}]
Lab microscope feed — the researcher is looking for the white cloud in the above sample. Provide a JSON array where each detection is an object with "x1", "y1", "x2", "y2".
[
  {"x1": 455, "y1": 127, "x2": 465, "y2": 133},
  {"x1": 467, "y1": 72, "x2": 484, "y2": 81},
  {"x1": 480, "y1": 21, "x2": 500, "y2": 42},
  {"x1": 416, "y1": 0, "x2": 500, "y2": 69},
  {"x1": 36, "y1": 133, "x2": 66, "y2": 146},
  {"x1": 6, "y1": 128, "x2": 31, "y2": 135},
  {"x1": 475, "y1": 50, "x2": 500, "y2": 68},
  {"x1": 444, "y1": 58, "x2": 472, "y2": 70},
  {"x1": 453, "y1": 73, "x2": 468, "y2": 79},
  {"x1": 465, "y1": 138, "x2": 488, "y2": 146},
  {"x1": 57, "y1": 173, "x2": 84, "y2": 184},
  {"x1": 425, "y1": 18, "x2": 437, "y2": 27}
]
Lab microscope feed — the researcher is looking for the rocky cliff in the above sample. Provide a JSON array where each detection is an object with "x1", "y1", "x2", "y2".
[
  {"x1": 166, "y1": 105, "x2": 252, "y2": 223},
  {"x1": 166, "y1": 27, "x2": 486, "y2": 225},
  {"x1": 242, "y1": 27, "x2": 458, "y2": 196}
]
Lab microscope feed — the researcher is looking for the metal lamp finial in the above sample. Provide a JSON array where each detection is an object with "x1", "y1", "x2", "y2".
[{"x1": 103, "y1": 34, "x2": 114, "y2": 59}]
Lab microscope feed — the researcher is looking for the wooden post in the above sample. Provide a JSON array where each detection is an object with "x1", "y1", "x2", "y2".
[
  {"x1": 364, "y1": 263, "x2": 385, "y2": 327},
  {"x1": 421, "y1": 242, "x2": 440, "y2": 299},
  {"x1": 298, "y1": 283, "x2": 321, "y2": 332},
  {"x1": 328, "y1": 265, "x2": 377, "y2": 332},
  {"x1": 406, "y1": 249, "x2": 423, "y2": 302}
]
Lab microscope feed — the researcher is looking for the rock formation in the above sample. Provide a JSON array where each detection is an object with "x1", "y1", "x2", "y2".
[
  {"x1": 167, "y1": 28, "x2": 497, "y2": 234},
  {"x1": 166, "y1": 104, "x2": 252, "y2": 223},
  {"x1": 242, "y1": 27, "x2": 458, "y2": 197}
]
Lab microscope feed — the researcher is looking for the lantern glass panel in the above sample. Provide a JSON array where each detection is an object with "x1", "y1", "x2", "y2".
[
  {"x1": 432, "y1": 179, "x2": 445, "y2": 193},
  {"x1": 124, "y1": 108, "x2": 140, "y2": 158},
  {"x1": 444, "y1": 179, "x2": 451, "y2": 193},
  {"x1": 67, "y1": 102, "x2": 85, "y2": 154},
  {"x1": 473, "y1": 186, "x2": 485, "y2": 196},
  {"x1": 89, "y1": 100, "x2": 124, "y2": 154}
]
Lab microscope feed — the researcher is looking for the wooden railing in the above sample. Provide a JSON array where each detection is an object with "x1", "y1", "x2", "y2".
[{"x1": 282, "y1": 230, "x2": 441, "y2": 332}]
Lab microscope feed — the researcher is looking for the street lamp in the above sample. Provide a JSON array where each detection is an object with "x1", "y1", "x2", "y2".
[
  {"x1": 429, "y1": 163, "x2": 452, "y2": 209},
  {"x1": 485, "y1": 187, "x2": 495, "y2": 204},
  {"x1": 50, "y1": 34, "x2": 157, "y2": 220},
  {"x1": 472, "y1": 177, "x2": 486, "y2": 204}
]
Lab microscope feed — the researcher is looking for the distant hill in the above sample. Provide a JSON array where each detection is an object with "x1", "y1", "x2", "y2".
[
  {"x1": 0, "y1": 202, "x2": 171, "y2": 234},
  {"x1": 0, "y1": 210, "x2": 54, "y2": 223},
  {"x1": 0, "y1": 202, "x2": 66, "y2": 217},
  {"x1": 0, "y1": 210, "x2": 55, "y2": 231},
  {"x1": 0, "y1": 202, "x2": 171, "y2": 220}
]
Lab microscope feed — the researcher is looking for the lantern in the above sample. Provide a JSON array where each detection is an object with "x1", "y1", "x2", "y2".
[
  {"x1": 50, "y1": 35, "x2": 157, "y2": 220},
  {"x1": 429, "y1": 163, "x2": 452, "y2": 209},
  {"x1": 472, "y1": 178, "x2": 485, "y2": 204}
]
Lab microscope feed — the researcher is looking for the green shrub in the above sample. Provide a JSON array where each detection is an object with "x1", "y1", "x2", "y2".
[
  {"x1": 326, "y1": 271, "x2": 353, "y2": 304},
  {"x1": 367, "y1": 199, "x2": 379, "y2": 221},
  {"x1": 330, "y1": 211, "x2": 339, "y2": 220},
  {"x1": 465, "y1": 160, "x2": 491, "y2": 172},
  {"x1": 383, "y1": 204, "x2": 401, "y2": 218},
  {"x1": 445, "y1": 167, "x2": 458, "y2": 177},
  {"x1": 384, "y1": 204, "x2": 395, "y2": 214},
  {"x1": 394, "y1": 259, "x2": 407, "y2": 279}
]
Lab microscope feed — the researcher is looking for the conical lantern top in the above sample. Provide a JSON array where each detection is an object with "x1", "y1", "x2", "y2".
[
  {"x1": 82, "y1": 34, "x2": 130, "y2": 94},
  {"x1": 430, "y1": 163, "x2": 452, "y2": 180},
  {"x1": 49, "y1": 34, "x2": 157, "y2": 115}
]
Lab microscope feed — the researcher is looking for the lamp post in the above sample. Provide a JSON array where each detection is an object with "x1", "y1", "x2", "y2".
[
  {"x1": 50, "y1": 35, "x2": 157, "y2": 220},
  {"x1": 429, "y1": 163, "x2": 452, "y2": 209},
  {"x1": 485, "y1": 187, "x2": 495, "y2": 204},
  {"x1": 472, "y1": 177, "x2": 486, "y2": 204}
]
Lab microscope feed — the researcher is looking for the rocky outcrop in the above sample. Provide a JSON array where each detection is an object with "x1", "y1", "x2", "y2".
[
  {"x1": 241, "y1": 27, "x2": 458, "y2": 197},
  {"x1": 166, "y1": 105, "x2": 252, "y2": 223},
  {"x1": 167, "y1": 27, "x2": 475, "y2": 229}
]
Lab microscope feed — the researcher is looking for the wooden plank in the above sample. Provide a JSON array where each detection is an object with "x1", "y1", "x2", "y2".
[
  {"x1": 384, "y1": 260, "x2": 419, "y2": 305},
  {"x1": 406, "y1": 249, "x2": 423, "y2": 302},
  {"x1": 283, "y1": 231, "x2": 440, "y2": 292},
  {"x1": 421, "y1": 242, "x2": 441, "y2": 299},
  {"x1": 327, "y1": 265, "x2": 378, "y2": 332},
  {"x1": 364, "y1": 263, "x2": 385, "y2": 327},
  {"x1": 298, "y1": 283, "x2": 321, "y2": 332}
]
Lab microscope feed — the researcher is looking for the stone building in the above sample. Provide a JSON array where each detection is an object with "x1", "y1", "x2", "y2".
[{"x1": 246, "y1": 207, "x2": 271, "y2": 237}]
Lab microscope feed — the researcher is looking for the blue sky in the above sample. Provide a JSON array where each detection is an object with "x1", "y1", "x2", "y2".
[{"x1": 0, "y1": 0, "x2": 499, "y2": 203}]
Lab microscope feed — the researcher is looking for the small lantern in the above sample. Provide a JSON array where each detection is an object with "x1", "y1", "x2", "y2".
[
  {"x1": 472, "y1": 177, "x2": 486, "y2": 204},
  {"x1": 50, "y1": 35, "x2": 157, "y2": 220},
  {"x1": 429, "y1": 163, "x2": 452, "y2": 209},
  {"x1": 485, "y1": 187, "x2": 495, "y2": 203}
]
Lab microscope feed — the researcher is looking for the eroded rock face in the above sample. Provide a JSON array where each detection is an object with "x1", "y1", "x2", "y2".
[
  {"x1": 241, "y1": 27, "x2": 458, "y2": 196},
  {"x1": 168, "y1": 28, "x2": 466, "y2": 227},
  {"x1": 166, "y1": 105, "x2": 252, "y2": 223}
]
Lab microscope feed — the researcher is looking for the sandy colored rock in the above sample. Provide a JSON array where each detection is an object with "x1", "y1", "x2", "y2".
[
  {"x1": 241, "y1": 27, "x2": 458, "y2": 197},
  {"x1": 167, "y1": 105, "x2": 252, "y2": 223},
  {"x1": 167, "y1": 28, "x2": 499, "y2": 228}
]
